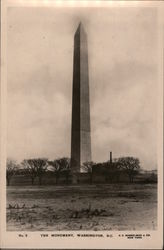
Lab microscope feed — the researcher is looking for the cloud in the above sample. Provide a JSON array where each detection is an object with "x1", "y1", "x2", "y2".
[
  {"x1": 7, "y1": 7, "x2": 158, "y2": 170},
  {"x1": 8, "y1": 89, "x2": 71, "y2": 160}
]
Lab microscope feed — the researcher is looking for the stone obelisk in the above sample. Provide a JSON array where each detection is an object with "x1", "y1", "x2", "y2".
[{"x1": 71, "y1": 22, "x2": 91, "y2": 173}]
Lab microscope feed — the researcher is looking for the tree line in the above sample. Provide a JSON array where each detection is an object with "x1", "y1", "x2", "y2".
[
  {"x1": 6, "y1": 158, "x2": 70, "y2": 186},
  {"x1": 6, "y1": 156, "x2": 141, "y2": 186}
]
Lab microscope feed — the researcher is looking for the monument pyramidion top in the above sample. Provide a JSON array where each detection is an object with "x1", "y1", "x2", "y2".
[{"x1": 75, "y1": 22, "x2": 86, "y2": 36}]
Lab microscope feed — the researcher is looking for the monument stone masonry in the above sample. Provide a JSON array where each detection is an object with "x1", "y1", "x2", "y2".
[{"x1": 71, "y1": 22, "x2": 91, "y2": 173}]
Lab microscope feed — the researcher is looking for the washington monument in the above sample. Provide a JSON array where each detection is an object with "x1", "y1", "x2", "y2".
[{"x1": 71, "y1": 23, "x2": 91, "y2": 173}]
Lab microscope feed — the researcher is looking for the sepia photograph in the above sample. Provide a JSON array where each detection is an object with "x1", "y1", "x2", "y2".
[{"x1": 1, "y1": 0, "x2": 163, "y2": 249}]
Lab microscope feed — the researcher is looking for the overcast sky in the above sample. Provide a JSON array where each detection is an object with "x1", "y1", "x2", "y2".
[{"x1": 7, "y1": 7, "x2": 158, "y2": 170}]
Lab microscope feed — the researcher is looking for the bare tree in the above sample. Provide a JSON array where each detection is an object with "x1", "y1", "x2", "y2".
[
  {"x1": 117, "y1": 157, "x2": 140, "y2": 183},
  {"x1": 112, "y1": 159, "x2": 123, "y2": 183},
  {"x1": 22, "y1": 158, "x2": 48, "y2": 185},
  {"x1": 6, "y1": 159, "x2": 18, "y2": 186},
  {"x1": 82, "y1": 161, "x2": 95, "y2": 184},
  {"x1": 22, "y1": 159, "x2": 37, "y2": 185},
  {"x1": 59, "y1": 158, "x2": 71, "y2": 184},
  {"x1": 48, "y1": 159, "x2": 65, "y2": 184}
]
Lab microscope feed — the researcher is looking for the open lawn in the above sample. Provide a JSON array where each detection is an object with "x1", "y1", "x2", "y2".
[{"x1": 7, "y1": 183, "x2": 157, "y2": 231}]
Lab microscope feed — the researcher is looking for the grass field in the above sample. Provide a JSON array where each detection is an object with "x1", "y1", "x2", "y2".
[{"x1": 7, "y1": 183, "x2": 157, "y2": 231}]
